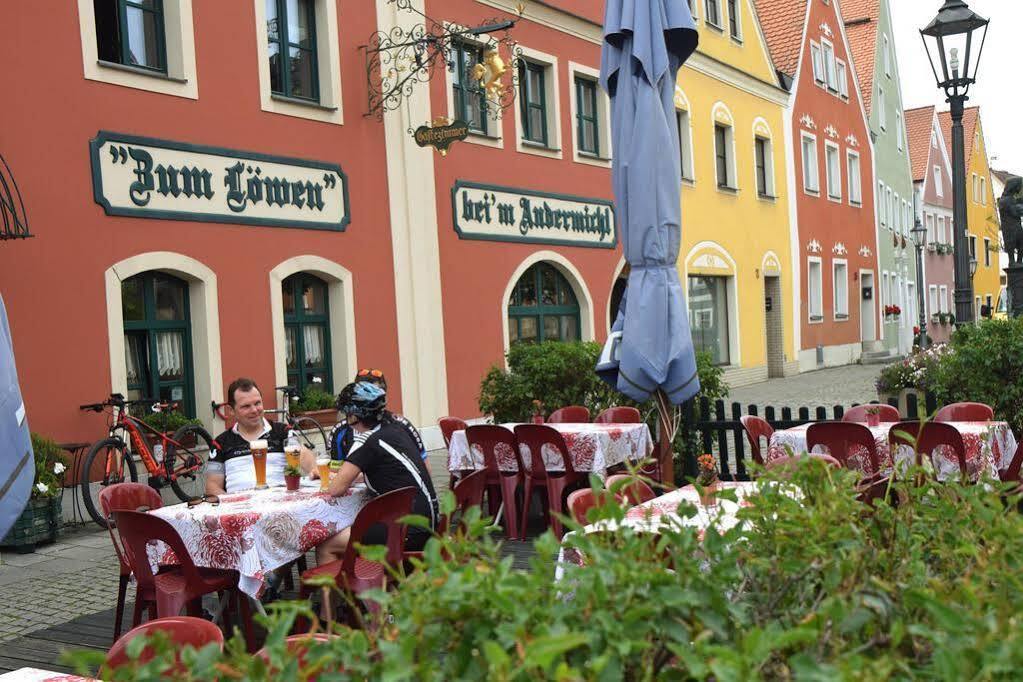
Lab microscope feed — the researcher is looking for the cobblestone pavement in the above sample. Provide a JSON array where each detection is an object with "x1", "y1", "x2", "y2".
[{"x1": 727, "y1": 364, "x2": 881, "y2": 411}]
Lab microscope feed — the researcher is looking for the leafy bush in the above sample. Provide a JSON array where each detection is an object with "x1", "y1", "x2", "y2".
[
  {"x1": 68, "y1": 462, "x2": 1023, "y2": 680},
  {"x1": 141, "y1": 409, "x2": 202, "y2": 435},
  {"x1": 30, "y1": 433, "x2": 66, "y2": 498},
  {"x1": 294, "y1": 385, "x2": 336, "y2": 413},
  {"x1": 874, "y1": 344, "x2": 952, "y2": 395}
]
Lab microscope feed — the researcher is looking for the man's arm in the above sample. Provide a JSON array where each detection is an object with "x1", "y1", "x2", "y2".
[
  {"x1": 205, "y1": 473, "x2": 227, "y2": 496},
  {"x1": 328, "y1": 461, "x2": 363, "y2": 497}
]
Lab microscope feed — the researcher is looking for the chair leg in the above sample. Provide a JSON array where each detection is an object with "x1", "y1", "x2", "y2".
[
  {"x1": 113, "y1": 573, "x2": 129, "y2": 642},
  {"x1": 486, "y1": 484, "x2": 501, "y2": 518},
  {"x1": 131, "y1": 593, "x2": 145, "y2": 629},
  {"x1": 519, "y1": 478, "x2": 534, "y2": 539},
  {"x1": 236, "y1": 590, "x2": 256, "y2": 652},
  {"x1": 547, "y1": 479, "x2": 567, "y2": 540},
  {"x1": 499, "y1": 476, "x2": 521, "y2": 540}
]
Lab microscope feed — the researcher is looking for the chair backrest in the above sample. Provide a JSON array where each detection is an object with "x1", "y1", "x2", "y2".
[
  {"x1": 566, "y1": 488, "x2": 618, "y2": 526},
  {"x1": 934, "y1": 402, "x2": 994, "y2": 423},
  {"x1": 842, "y1": 404, "x2": 901, "y2": 423},
  {"x1": 605, "y1": 474, "x2": 656, "y2": 505},
  {"x1": 547, "y1": 406, "x2": 590, "y2": 424},
  {"x1": 256, "y1": 634, "x2": 338, "y2": 677},
  {"x1": 594, "y1": 407, "x2": 641, "y2": 424},
  {"x1": 888, "y1": 420, "x2": 968, "y2": 478},
  {"x1": 113, "y1": 510, "x2": 206, "y2": 594},
  {"x1": 512, "y1": 424, "x2": 576, "y2": 477},
  {"x1": 765, "y1": 453, "x2": 843, "y2": 476},
  {"x1": 346, "y1": 487, "x2": 416, "y2": 573},
  {"x1": 441, "y1": 469, "x2": 488, "y2": 535},
  {"x1": 106, "y1": 616, "x2": 224, "y2": 670},
  {"x1": 739, "y1": 415, "x2": 774, "y2": 465},
  {"x1": 438, "y1": 417, "x2": 468, "y2": 448},
  {"x1": 465, "y1": 425, "x2": 522, "y2": 474},
  {"x1": 805, "y1": 422, "x2": 880, "y2": 474},
  {"x1": 99, "y1": 483, "x2": 165, "y2": 574}
]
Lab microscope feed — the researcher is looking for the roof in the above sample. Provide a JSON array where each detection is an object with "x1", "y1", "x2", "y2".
[
  {"x1": 904, "y1": 105, "x2": 936, "y2": 182},
  {"x1": 753, "y1": 0, "x2": 808, "y2": 78},
  {"x1": 937, "y1": 106, "x2": 980, "y2": 164},
  {"x1": 991, "y1": 168, "x2": 1012, "y2": 185},
  {"x1": 842, "y1": 0, "x2": 879, "y2": 116}
]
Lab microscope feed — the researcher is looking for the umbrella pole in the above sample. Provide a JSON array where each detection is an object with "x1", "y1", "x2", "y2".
[{"x1": 655, "y1": 389, "x2": 680, "y2": 489}]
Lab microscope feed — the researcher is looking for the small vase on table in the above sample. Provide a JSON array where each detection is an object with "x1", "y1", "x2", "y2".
[
  {"x1": 866, "y1": 407, "x2": 881, "y2": 428},
  {"x1": 696, "y1": 454, "x2": 719, "y2": 507}
]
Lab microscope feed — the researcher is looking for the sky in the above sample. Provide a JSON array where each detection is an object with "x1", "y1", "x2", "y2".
[{"x1": 889, "y1": 0, "x2": 1021, "y2": 174}]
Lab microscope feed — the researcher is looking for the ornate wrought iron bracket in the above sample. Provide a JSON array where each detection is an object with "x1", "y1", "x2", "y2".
[{"x1": 0, "y1": 154, "x2": 31, "y2": 241}]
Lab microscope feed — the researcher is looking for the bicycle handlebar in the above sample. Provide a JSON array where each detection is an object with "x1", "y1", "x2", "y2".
[{"x1": 79, "y1": 397, "x2": 177, "y2": 413}]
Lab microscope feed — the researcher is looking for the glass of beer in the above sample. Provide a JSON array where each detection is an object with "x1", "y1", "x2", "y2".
[
  {"x1": 317, "y1": 454, "x2": 332, "y2": 492},
  {"x1": 284, "y1": 443, "x2": 301, "y2": 469},
  {"x1": 251, "y1": 439, "x2": 269, "y2": 489}
]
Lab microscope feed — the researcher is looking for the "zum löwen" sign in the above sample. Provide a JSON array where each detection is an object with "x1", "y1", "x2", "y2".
[
  {"x1": 452, "y1": 181, "x2": 616, "y2": 248},
  {"x1": 90, "y1": 132, "x2": 350, "y2": 231}
]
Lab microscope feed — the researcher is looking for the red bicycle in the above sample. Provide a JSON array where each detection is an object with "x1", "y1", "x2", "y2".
[{"x1": 78, "y1": 393, "x2": 215, "y2": 527}]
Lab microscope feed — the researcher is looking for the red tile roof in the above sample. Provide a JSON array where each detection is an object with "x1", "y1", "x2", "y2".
[
  {"x1": 905, "y1": 105, "x2": 936, "y2": 182},
  {"x1": 937, "y1": 106, "x2": 980, "y2": 165},
  {"x1": 753, "y1": 0, "x2": 808, "y2": 78},
  {"x1": 842, "y1": 0, "x2": 878, "y2": 116}
]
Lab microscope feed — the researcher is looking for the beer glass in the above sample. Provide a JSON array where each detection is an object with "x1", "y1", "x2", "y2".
[
  {"x1": 317, "y1": 455, "x2": 332, "y2": 491},
  {"x1": 251, "y1": 439, "x2": 269, "y2": 489},
  {"x1": 284, "y1": 443, "x2": 301, "y2": 469}
]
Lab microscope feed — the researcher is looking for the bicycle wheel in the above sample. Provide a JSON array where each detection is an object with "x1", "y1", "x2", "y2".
[
  {"x1": 166, "y1": 424, "x2": 214, "y2": 502},
  {"x1": 291, "y1": 417, "x2": 328, "y2": 455},
  {"x1": 81, "y1": 437, "x2": 138, "y2": 529}
]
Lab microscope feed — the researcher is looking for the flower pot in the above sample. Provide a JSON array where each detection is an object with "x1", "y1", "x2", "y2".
[
  {"x1": 866, "y1": 414, "x2": 881, "y2": 428},
  {"x1": 285, "y1": 475, "x2": 301, "y2": 491},
  {"x1": 296, "y1": 409, "x2": 338, "y2": 429},
  {"x1": 1, "y1": 496, "x2": 62, "y2": 553},
  {"x1": 699, "y1": 481, "x2": 718, "y2": 507}
]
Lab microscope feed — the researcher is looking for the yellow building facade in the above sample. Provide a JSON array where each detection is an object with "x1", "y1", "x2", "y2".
[
  {"x1": 967, "y1": 114, "x2": 1001, "y2": 318},
  {"x1": 676, "y1": 0, "x2": 798, "y2": 386}
]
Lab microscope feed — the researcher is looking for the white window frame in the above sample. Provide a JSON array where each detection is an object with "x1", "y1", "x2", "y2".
[
  {"x1": 677, "y1": 107, "x2": 696, "y2": 182},
  {"x1": 881, "y1": 272, "x2": 889, "y2": 308},
  {"x1": 808, "y1": 257, "x2": 824, "y2": 323},
  {"x1": 879, "y1": 181, "x2": 887, "y2": 227},
  {"x1": 846, "y1": 150, "x2": 862, "y2": 205},
  {"x1": 893, "y1": 192, "x2": 901, "y2": 235},
  {"x1": 883, "y1": 35, "x2": 891, "y2": 77},
  {"x1": 77, "y1": 0, "x2": 198, "y2": 99},
  {"x1": 972, "y1": 173, "x2": 978, "y2": 201},
  {"x1": 705, "y1": 0, "x2": 723, "y2": 29},
  {"x1": 926, "y1": 213, "x2": 935, "y2": 243},
  {"x1": 928, "y1": 285, "x2": 938, "y2": 317},
  {"x1": 568, "y1": 62, "x2": 613, "y2": 167},
  {"x1": 887, "y1": 188, "x2": 894, "y2": 233},
  {"x1": 896, "y1": 111, "x2": 904, "y2": 151},
  {"x1": 980, "y1": 176, "x2": 987, "y2": 205},
  {"x1": 801, "y1": 132, "x2": 820, "y2": 195},
  {"x1": 711, "y1": 103, "x2": 738, "y2": 192},
  {"x1": 939, "y1": 285, "x2": 949, "y2": 314},
  {"x1": 810, "y1": 42, "x2": 825, "y2": 86},
  {"x1": 836, "y1": 59, "x2": 848, "y2": 98},
  {"x1": 726, "y1": 0, "x2": 742, "y2": 41},
  {"x1": 878, "y1": 86, "x2": 887, "y2": 131},
  {"x1": 824, "y1": 141, "x2": 842, "y2": 202},
  {"x1": 445, "y1": 27, "x2": 505, "y2": 149},
  {"x1": 514, "y1": 46, "x2": 563, "y2": 159},
  {"x1": 753, "y1": 127, "x2": 776, "y2": 199},
  {"x1": 822, "y1": 39, "x2": 838, "y2": 92},
  {"x1": 937, "y1": 216, "x2": 945, "y2": 244},
  {"x1": 833, "y1": 259, "x2": 849, "y2": 320}
]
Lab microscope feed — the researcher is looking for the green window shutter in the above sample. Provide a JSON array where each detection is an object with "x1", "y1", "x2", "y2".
[
  {"x1": 576, "y1": 77, "x2": 600, "y2": 156},
  {"x1": 267, "y1": 0, "x2": 319, "y2": 101},
  {"x1": 112, "y1": 0, "x2": 167, "y2": 73},
  {"x1": 282, "y1": 274, "x2": 333, "y2": 394},
  {"x1": 508, "y1": 264, "x2": 581, "y2": 343}
]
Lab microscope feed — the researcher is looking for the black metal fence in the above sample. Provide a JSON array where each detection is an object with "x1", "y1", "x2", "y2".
[{"x1": 679, "y1": 392, "x2": 939, "y2": 482}]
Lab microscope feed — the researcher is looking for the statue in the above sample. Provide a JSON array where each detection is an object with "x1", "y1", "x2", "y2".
[{"x1": 998, "y1": 176, "x2": 1023, "y2": 265}]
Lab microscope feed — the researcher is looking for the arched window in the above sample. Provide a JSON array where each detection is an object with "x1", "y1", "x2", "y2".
[
  {"x1": 121, "y1": 272, "x2": 195, "y2": 416},
  {"x1": 283, "y1": 273, "x2": 332, "y2": 393},
  {"x1": 508, "y1": 263, "x2": 580, "y2": 343}
]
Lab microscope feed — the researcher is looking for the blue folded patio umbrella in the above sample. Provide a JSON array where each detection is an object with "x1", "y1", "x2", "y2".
[{"x1": 596, "y1": 0, "x2": 701, "y2": 409}]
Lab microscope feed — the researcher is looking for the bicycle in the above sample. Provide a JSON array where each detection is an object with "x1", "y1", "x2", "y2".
[
  {"x1": 210, "y1": 385, "x2": 329, "y2": 456},
  {"x1": 79, "y1": 393, "x2": 215, "y2": 528}
]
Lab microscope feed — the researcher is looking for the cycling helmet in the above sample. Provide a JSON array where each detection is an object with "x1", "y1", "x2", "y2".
[{"x1": 335, "y1": 381, "x2": 386, "y2": 421}]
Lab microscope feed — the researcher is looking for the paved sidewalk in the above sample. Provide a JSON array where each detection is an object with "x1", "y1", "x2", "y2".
[{"x1": 727, "y1": 364, "x2": 881, "y2": 411}]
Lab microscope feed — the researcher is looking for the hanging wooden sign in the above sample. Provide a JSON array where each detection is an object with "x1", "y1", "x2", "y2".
[{"x1": 414, "y1": 118, "x2": 470, "y2": 156}]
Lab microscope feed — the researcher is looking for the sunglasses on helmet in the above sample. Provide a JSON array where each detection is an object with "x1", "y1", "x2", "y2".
[{"x1": 357, "y1": 368, "x2": 384, "y2": 379}]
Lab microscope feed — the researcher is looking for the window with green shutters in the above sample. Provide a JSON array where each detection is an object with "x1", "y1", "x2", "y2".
[
  {"x1": 508, "y1": 264, "x2": 581, "y2": 344},
  {"x1": 267, "y1": 0, "x2": 319, "y2": 102},
  {"x1": 121, "y1": 272, "x2": 195, "y2": 416},
  {"x1": 94, "y1": 0, "x2": 167, "y2": 73},
  {"x1": 576, "y1": 77, "x2": 600, "y2": 156},
  {"x1": 282, "y1": 273, "x2": 332, "y2": 394},
  {"x1": 519, "y1": 61, "x2": 548, "y2": 145},
  {"x1": 452, "y1": 40, "x2": 488, "y2": 134}
]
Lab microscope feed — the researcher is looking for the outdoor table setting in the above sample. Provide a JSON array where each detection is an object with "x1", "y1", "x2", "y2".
[
  {"x1": 447, "y1": 422, "x2": 654, "y2": 478},
  {"x1": 766, "y1": 421, "x2": 1019, "y2": 482}
]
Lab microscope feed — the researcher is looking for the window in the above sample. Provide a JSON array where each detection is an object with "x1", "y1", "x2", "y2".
[
  {"x1": 939, "y1": 285, "x2": 949, "y2": 314},
  {"x1": 452, "y1": 40, "x2": 488, "y2": 134},
  {"x1": 727, "y1": 0, "x2": 740, "y2": 39},
  {"x1": 980, "y1": 176, "x2": 987, "y2": 205},
  {"x1": 882, "y1": 272, "x2": 889, "y2": 307},
  {"x1": 887, "y1": 189, "x2": 894, "y2": 232},
  {"x1": 937, "y1": 216, "x2": 945, "y2": 243},
  {"x1": 878, "y1": 86, "x2": 887, "y2": 130},
  {"x1": 508, "y1": 263, "x2": 580, "y2": 343},
  {"x1": 926, "y1": 214, "x2": 934, "y2": 243},
  {"x1": 972, "y1": 173, "x2": 978, "y2": 201},
  {"x1": 929, "y1": 285, "x2": 938, "y2": 316},
  {"x1": 715, "y1": 124, "x2": 732, "y2": 188},
  {"x1": 688, "y1": 276, "x2": 730, "y2": 365},
  {"x1": 883, "y1": 35, "x2": 891, "y2": 77},
  {"x1": 810, "y1": 42, "x2": 825, "y2": 85},
  {"x1": 677, "y1": 109, "x2": 694, "y2": 181},
  {"x1": 755, "y1": 137, "x2": 771, "y2": 197},
  {"x1": 986, "y1": 294, "x2": 994, "y2": 314},
  {"x1": 802, "y1": 134, "x2": 819, "y2": 193},
  {"x1": 934, "y1": 165, "x2": 944, "y2": 197},
  {"x1": 847, "y1": 151, "x2": 861, "y2": 204},
  {"x1": 969, "y1": 235, "x2": 977, "y2": 261},
  {"x1": 94, "y1": 0, "x2": 167, "y2": 73},
  {"x1": 825, "y1": 143, "x2": 841, "y2": 200},
  {"x1": 894, "y1": 193, "x2": 901, "y2": 235},
  {"x1": 822, "y1": 41, "x2": 838, "y2": 91},
  {"x1": 985, "y1": 238, "x2": 991, "y2": 266},
  {"x1": 519, "y1": 61, "x2": 548, "y2": 146},
  {"x1": 896, "y1": 111, "x2": 904, "y2": 151},
  {"x1": 879, "y1": 182, "x2": 887, "y2": 226},
  {"x1": 705, "y1": 0, "x2": 721, "y2": 27},
  {"x1": 122, "y1": 272, "x2": 195, "y2": 416},
  {"x1": 283, "y1": 273, "x2": 332, "y2": 394},
  {"x1": 575, "y1": 77, "x2": 600, "y2": 156},
  {"x1": 266, "y1": 0, "x2": 318, "y2": 101},
  {"x1": 808, "y1": 259, "x2": 823, "y2": 322},
  {"x1": 833, "y1": 261, "x2": 849, "y2": 318},
  {"x1": 836, "y1": 60, "x2": 848, "y2": 98}
]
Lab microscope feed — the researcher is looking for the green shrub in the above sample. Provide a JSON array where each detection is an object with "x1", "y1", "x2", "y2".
[
  {"x1": 30, "y1": 433, "x2": 66, "y2": 498},
  {"x1": 293, "y1": 385, "x2": 336, "y2": 413},
  {"x1": 141, "y1": 409, "x2": 202, "y2": 435}
]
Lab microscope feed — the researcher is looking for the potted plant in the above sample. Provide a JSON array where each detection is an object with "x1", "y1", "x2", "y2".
[
  {"x1": 531, "y1": 399, "x2": 545, "y2": 424},
  {"x1": 696, "y1": 454, "x2": 719, "y2": 506},
  {"x1": 927, "y1": 242, "x2": 936, "y2": 253},
  {"x1": 284, "y1": 464, "x2": 303, "y2": 491},
  {"x1": 1, "y1": 434, "x2": 67, "y2": 553},
  {"x1": 865, "y1": 405, "x2": 882, "y2": 427},
  {"x1": 932, "y1": 313, "x2": 941, "y2": 324},
  {"x1": 142, "y1": 409, "x2": 202, "y2": 449},
  {"x1": 293, "y1": 385, "x2": 338, "y2": 428}
]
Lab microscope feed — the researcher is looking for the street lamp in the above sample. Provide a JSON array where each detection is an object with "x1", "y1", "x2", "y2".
[
  {"x1": 921, "y1": 0, "x2": 989, "y2": 329},
  {"x1": 911, "y1": 200, "x2": 928, "y2": 349}
]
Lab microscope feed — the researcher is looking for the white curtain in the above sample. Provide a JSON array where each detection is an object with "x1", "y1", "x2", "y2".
[
  {"x1": 303, "y1": 327, "x2": 323, "y2": 366},
  {"x1": 123, "y1": 335, "x2": 141, "y2": 384},
  {"x1": 156, "y1": 332, "x2": 184, "y2": 378},
  {"x1": 286, "y1": 328, "x2": 297, "y2": 368}
]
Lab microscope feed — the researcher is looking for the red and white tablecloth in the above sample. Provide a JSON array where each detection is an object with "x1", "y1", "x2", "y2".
[
  {"x1": 0, "y1": 669, "x2": 95, "y2": 681},
  {"x1": 447, "y1": 423, "x2": 653, "y2": 477},
  {"x1": 767, "y1": 421, "x2": 1018, "y2": 481},
  {"x1": 148, "y1": 482, "x2": 369, "y2": 598}
]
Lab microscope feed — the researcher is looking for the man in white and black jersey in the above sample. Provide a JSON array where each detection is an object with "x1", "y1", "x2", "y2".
[{"x1": 316, "y1": 381, "x2": 438, "y2": 565}]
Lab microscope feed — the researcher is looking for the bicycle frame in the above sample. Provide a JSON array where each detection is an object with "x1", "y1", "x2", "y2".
[{"x1": 107, "y1": 404, "x2": 203, "y2": 483}]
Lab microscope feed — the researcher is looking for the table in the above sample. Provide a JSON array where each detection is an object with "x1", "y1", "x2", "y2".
[
  {"x1": 0, "y1": 669, "x2": 95, "y2": 681},
  {"x1": 767, "y1": 421, "x2": 1018, "y2": 481},
  {"x1": 148, "y1": 480, "x2": 369, "y2": 598},
  {"x1": 447, "y1": 423, "x2": 653, "y2": 478}
]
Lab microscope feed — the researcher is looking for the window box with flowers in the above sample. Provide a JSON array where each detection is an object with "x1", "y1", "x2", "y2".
[
  {"x1": 293, "y1": 385, "x2": 339, "y2": 428},
  {"x1": 927, "y1": 243, "x2": 937, "y2": 253},
  {"x1": 0, "y1": 434, "x2": 67, "y2": 553},
  {"x1": 884, "y1": 304, "x2": 902, "y2": 320}
]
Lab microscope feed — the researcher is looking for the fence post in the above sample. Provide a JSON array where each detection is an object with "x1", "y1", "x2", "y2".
[
  {"x1": 732, "y1": 402, "x2": 747, "y2": 480},
  {"x1": 833, "y1": 405, "x2": 844, "y2": 420},
  {"x1": 797, "y1": 407, "x2": 810, "y2": 423},
  {"x1": 681, "y1": 399, "x2": 698, "y2": 481},
  {"x1": 906, "y1": 392, "x2": 919, "y2": 419},
  {"x1": 714, "y1": 400, "x2": 730, "y2": 479}
]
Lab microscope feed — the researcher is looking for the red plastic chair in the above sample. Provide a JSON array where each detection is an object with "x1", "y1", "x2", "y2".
[
  {"x1": 99, "y1": 483, "x2": 164, "y2": 641},
  {"x1": 805, "y1": 422, "x2": 881, "y2": 475},
  {"x1": 440, "y1": 416, "x2": 471, "y2": 488},
  {"x1": 739, "y1": 415, "x2": 774, "y2": 466},
  {"x1": 842, "y1": 404, "x2": 901, "y2": 423},
  {"x1": 888, "y1": 420, "x2": 969, "y2": 480},
  {"x1": 594, "y1": 407, "x2": 641, "y2": 424},
  {"x1": 465, "y1": 425, "x2": 524, "y2": 540},
  {"x1": 113, "y1": 510, "x2": 255, "y2": 650},
  {"x1": 605, "y1": 474, "x2": 656, "y2": 505},
  {"x1": 514, "y1": 425, "x2": 587, "y2": 540},
  {"x1": 300, "y1": 487, "x2": 416, "y2": 620},
  {"x1": 566, "y1": 488, "x2": 619, "y2": 526},
  {"x1": 257, "y1": 634, "x2": 338, "y2": 679},
  {"x1": 547, "y1": 406, "x2": 590, "y2": 424},
  {"x1": 934, "y1": 402, "x2": 995, "y2": 422},
  {"x1": 403, "y1": 469, "x2": 487, "y2": 564},
  {"x1": 106, "y1": 616, "x2": 224, "y2": 672}
]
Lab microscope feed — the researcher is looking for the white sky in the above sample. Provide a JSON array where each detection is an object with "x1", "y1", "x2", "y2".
[{"x1": 889, "y1": 0, "x2": 1020, "y2": 174}]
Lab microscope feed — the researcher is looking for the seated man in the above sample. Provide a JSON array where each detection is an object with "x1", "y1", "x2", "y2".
[
  {"x1": 316, "y1": 381, "x2": 439, "y2": 566},
  {"x1": 206, "y1": 378, "x2": 313, "y2": 495}
]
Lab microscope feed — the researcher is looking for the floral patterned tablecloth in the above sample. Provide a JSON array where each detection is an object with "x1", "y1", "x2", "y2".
[
  {"x1": 0, "y1": 669, "x2": 96, "y2": 681},
  {"x1": 767, "y1": 421, "x2": 1018, "y2": 481},
  {"x1": 447, "y1": 423, "x2": 654, "y2": 478},
  {"x1": 148, "y1": 482, "x2": 369, "y2": 598}
]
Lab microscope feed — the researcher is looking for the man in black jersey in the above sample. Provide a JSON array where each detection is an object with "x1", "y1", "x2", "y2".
[{"x1": 315, "y1": 381, "x2": 438, "y2": 565}]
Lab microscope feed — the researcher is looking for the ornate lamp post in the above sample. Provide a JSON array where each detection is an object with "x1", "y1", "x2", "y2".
[
  {"x1": 911, "y1": 200, "x2": 928, "y2": 349},
  {"x1": 921, "y1": 0, "x2": 989, "y2": 328}
]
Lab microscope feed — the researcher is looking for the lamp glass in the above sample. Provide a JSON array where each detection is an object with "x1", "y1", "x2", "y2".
[{"x1": 911, "y1": 222, "x2": 926, "y2": 248}]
